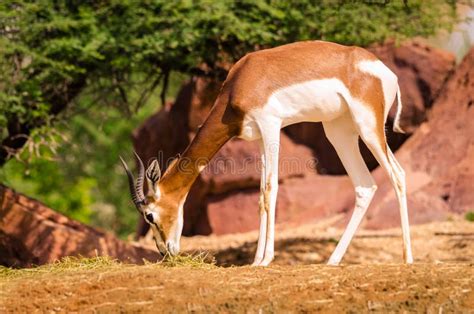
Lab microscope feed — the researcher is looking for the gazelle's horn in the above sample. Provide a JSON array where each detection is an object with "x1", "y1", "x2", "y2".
[
  {"x1": 119, "y1": 155, "x2": 145, "y2": 213},
  {"x1": 133, "y1": 151, "x2": 147, "y2": 203}
]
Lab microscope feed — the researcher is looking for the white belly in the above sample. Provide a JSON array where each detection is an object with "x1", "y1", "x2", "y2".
[{"x1": 239, "y1": 78, "x2": 350, "y2": 141}]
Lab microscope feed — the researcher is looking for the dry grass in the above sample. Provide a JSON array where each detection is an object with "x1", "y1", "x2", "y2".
[
  {"x1": 156, "y1": 251, "x2": 216, "y2": 268},
  {"x1": 0, "y1": 252, "x2": 216, "y2": 282},
  {"x1": 0, "y1": 256, "x2": 120, "y2": 280}
]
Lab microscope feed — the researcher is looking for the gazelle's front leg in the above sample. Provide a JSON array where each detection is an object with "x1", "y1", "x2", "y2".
[
  {"x1": 252, "y1": 141, "x2": 268, "y2": 266},
  {"x1": 253, "y1": 118, "x2": 281, "y2": 266}
]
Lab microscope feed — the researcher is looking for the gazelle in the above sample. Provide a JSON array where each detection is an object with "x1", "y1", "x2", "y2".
[{"x1": 121, "y1": 41, "x2": 413, "y2": 266}]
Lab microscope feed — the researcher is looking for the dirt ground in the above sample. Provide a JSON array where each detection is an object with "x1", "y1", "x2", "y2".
[
  {"x1": 179, "y1": 214, "x2": 474, "y2": 266},
  {"x1": 1, "y1": 217, "x2": 473, "y2": 312}
]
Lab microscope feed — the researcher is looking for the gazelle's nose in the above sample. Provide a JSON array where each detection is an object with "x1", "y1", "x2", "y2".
[{"x1": 166, "y1": 241, "x2": 179, "y2": 256}]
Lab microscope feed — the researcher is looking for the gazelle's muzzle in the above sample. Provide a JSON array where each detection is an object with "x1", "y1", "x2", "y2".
[{"x1": 166, "y1": 242, "x2": 179, "y2": 256}]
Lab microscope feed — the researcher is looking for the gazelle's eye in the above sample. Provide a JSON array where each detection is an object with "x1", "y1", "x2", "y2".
[{"x1": 145, "y1": 213, "x2": 155, "y2": 224}]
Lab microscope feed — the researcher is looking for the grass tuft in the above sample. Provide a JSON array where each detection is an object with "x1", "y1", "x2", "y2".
[
  {"x1": 0, "y1": 252, "x2": 217, "y2": 281},
  {"x1": 157, "y1": 251, "x2": 216, "y2": 268},
  {"x1": 0, "y1": 256, "x2": 119, "y2": 280}
]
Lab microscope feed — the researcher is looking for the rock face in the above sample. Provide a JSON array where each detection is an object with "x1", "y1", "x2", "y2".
[
  {"x1": 206, "y1": 174, "x2": 354, "y2": 234},
  {"x1": 284, "y1": 40, "x2": 456, "y2": 174},
  {"x1": 363, "y1": 47, "x2": 474, "y2": 229},
  {"x1": 0, "y1": 184, "x2": 159, "y2": 267},
  {"x1": 370, "y1": 40, "x2": 456, "y2": 131},
  {"x1": 132, "y1": 41, "x2": 460, "y2": 236}
]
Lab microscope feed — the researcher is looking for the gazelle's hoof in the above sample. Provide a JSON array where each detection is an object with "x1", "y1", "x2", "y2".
[
  {"x1": 403, "y1": 250, "x2": 414, "y2": 264},
  {"x1": 327, "y1": 259, "x2": 340, "y2": 266},
  {"x1": 258, "y1": 257, "x2": 273, "y2": 267},
  {"x1": 260, "y1": 251, "x2": 275, "y2": 266},
  {"x1": 251, "y1": 257, "x2": 263, "y2": 266},
  {"x1": 251, "y1": 255, "x2": 273, "y2": 266}
]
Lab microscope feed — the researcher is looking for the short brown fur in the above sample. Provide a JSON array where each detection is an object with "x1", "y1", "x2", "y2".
[
  {"x1": 152, "y1": 41, "x2": 390, "y2": 239},
  {"x1": 226, "y1": 41, "x2": 386, "y2": 148}
]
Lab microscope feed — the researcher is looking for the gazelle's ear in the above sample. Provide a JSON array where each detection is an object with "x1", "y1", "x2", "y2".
[{"x1": 146, "y1": 159, "x2": 161, "y2": 198}]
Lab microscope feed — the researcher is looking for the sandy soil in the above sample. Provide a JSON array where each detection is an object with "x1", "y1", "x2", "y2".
[
  {"x1": 180, "y1": 215, "x2": 474, "y2": 266},
  {"x1": 1, "y1": 263, "x2": 473, "y2": 313},
  {"x1": 1, "y1": 217, "x2": 473, "y2": 312}
]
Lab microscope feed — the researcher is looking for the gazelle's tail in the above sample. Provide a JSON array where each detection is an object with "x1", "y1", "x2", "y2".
[{"x1": 393, "y1": 85, "x2": 405, "y2": 134}]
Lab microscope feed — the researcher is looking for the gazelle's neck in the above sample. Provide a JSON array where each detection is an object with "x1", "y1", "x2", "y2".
[{"x1": 159, "y1": 92, "x2": 242, "y2": 199}]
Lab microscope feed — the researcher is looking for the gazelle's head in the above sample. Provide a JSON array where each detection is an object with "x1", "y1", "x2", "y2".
[{"x1": 120, "y1": 153, "x2": 183, "y2": 256}]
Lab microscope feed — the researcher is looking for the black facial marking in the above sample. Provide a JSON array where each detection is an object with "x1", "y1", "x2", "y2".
[{"x1": 145, "y1": 213, "x2": 154, "y2": 224}]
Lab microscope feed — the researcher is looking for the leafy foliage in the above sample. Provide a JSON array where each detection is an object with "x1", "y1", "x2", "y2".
[
  {"x1": 465, "y1": 211, "x2": 474, "y2": 222},
  {"x1": 0, "y1": 98, "x2": 159, "y2": 236},
  {"x1": 0, "y1": 0, "x2": 461, "y2": 236},
  {"x1": 0, "y1": 73, "x2": 184, "y2": 237}
]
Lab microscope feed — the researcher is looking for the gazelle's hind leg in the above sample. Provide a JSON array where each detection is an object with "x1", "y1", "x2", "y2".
[
  {"x1": 323, "y1": 113, "x2": 377, "y2": 266},
  {"x1": 354, "y1": 109, "x2": 413, "y2": 264},
  {"x1": 387, "y1": 148, "x2": 413, "y2": 263}
]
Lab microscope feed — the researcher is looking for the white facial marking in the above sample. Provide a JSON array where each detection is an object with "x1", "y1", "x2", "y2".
[
  {"x1": 159, "y1": 197, "x2": 185, "y2": 256},
  {"x1": 153, "y1": 185, "x2": 161, "y2": 199}
]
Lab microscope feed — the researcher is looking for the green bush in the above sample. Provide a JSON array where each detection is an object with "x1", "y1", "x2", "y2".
[{"x1": 465, "y1": 211, "x2": 474, "y2": 222}]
